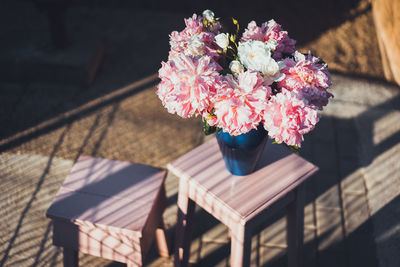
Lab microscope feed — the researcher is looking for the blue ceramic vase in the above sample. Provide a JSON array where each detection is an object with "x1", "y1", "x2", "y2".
[{"x1": 216, "y1": 124, "x2": 268, "y2": 176}]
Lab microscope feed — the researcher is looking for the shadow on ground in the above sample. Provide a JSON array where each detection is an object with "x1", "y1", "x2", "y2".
[
  {"x1": 1, "y1": 75, "x2": 399, "y2": 266},
  {"x1": 0, "y1": 0, "x2": 372, "y2": 139},
  {"x1": 0, "y1": 0, "x2": 399, "y2": 266}
]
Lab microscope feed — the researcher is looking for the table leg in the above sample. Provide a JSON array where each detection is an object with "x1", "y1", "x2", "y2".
[
  {"x1": 63, "y1": 247, "x2": 78, "y2": 267},
  {"x1": 230, "y1": 225, "x2": 251, "y2": 267},
  {"x1": 174, "y1": 180, "x2": 195, "y2": 267},
  {"x1": 286, "y1": 184, "x2": 305, "y2": 267}
]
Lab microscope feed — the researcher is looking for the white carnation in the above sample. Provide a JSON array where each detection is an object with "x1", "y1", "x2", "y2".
[
  {"x1": 202, "y1": 10, "x2": 215, "y2": 21},
  {"x1": 238, "y1": 40, "x2": 281, "y2": 79},
  {"x1": 215, "y1": 33, "x2": 229, "y2": 49},
  {"x1": 229, "y1": 60, "x2": 244, "y2": 75}
]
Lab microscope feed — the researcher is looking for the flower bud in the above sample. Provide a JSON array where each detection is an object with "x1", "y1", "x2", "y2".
[
  {"x1": 202, "y1": 10, "x2": 215, "y2": 21},
  {"x1": 229, "y1": 60, "x2": 245, "y2": 75},
  {"x1": 215, "y1": 33, "x2": 229, "y2": 49}
]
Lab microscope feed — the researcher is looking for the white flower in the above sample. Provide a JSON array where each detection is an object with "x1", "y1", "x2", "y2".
[
  {"x1": 215, "y1": 33, "x2": 229, "y2": 49},
  {"x1": 265, "y1": 39, "x2": 278, "y2": 51},
  {"x1": 263, "y1": 60, "x2": 286, "y2": 85},
  {"x1": 263, "y1": 58, "x2": 279, "y2": 76},
  {"x1": 229, "y1": 60, "x2": 244, "y2": 75},
  {"x1": 238, "y1": 40, "x2": 281, "y2": 79},
  {"x1": 202, "y1": 10, "x2": 215, "y2": 21}
]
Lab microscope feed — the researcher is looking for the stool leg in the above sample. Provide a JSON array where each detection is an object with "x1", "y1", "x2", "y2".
[
  {"x1": 154, "y1": 184, "x2": 169, "y2": 257},
  {"x1": 174, "y1": 180, "x2": 195, "y2": 267},
  {"x1": 230, "y1": 225, "x2": 251, "y2": 267},
  {"x1": 155, "y1": 217, "x2": 169, "y2": 257},
  {"x1": 287, "y1": 185, "x2": 305, "y2": 267},
  {"x1": 63, "y1": 247, "x2": 78, "y2": 267}
]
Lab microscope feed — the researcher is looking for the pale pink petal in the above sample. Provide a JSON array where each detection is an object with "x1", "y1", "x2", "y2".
[
  {"x1": 278, "y1": 51, "x2": 333, "y2": 109},
  {"x1": 157, "y1": 54, "x2": 221, "y2": 118},
  {"x1": 212, "y1": 71, "x2": 271, "y2": 136},
  {"x1": 263, "y1": 89, "x2": 320, "y2": 147}
]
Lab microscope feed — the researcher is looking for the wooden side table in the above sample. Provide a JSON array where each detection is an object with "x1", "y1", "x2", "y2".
[
  {"x1": 168, "y1": 138, "x2": 318, "y2": 267},
  {"x1": 46, "y1": 156, "x2": 169, "y2": 267}
]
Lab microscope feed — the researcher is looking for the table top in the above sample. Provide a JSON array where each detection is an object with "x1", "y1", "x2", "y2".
[
  {"x1": 168, "y1": 138, "x2": 318, "y2": 224},
  {"x1": 46, "y1": 156, "x2": 166, "y2": 235}
]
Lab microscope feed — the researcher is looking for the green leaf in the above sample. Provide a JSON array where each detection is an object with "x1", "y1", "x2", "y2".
[
  {"x1": 229, "y1": 34, "x2": 236, "y2": 42},
  {"x1": 203, "y1": 118, "x2": 216, "y2": 135},
  {"x1": 232, "y1": 18, "x2": 238, "y2": 25},
  {"x1": 289, "y1": 145, "x2": 300, "y2": 154}
]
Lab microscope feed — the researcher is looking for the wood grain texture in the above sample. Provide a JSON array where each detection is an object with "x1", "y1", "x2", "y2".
[
  {"x1": 170, "y1": 137, "x2": 318, "y2": 267},
  {"x1": 47, "y1": 156, "x2": 169, "y2": 266},
  {"x1": 47, "y1": 156, "x2": 167, "y2": 232},
  {"x1": 168, "y1": 138, "x2": 318, "y2": 225}
]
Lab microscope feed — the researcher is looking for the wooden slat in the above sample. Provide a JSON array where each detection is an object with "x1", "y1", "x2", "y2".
[
  {"x1": 168, "y1": 138, "x2": 318, "y2": 225},
  {"x1": 47, "y1": 156, "x2": 167, "y2": 233}
]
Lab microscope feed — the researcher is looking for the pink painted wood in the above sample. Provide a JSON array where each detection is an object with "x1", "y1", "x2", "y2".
[
  {"x1": 46, "y1": 156, "x2": 169, "y2": 267},
  {"x1": 168, "y1": 138, "x2": 318, "y2": 267}
]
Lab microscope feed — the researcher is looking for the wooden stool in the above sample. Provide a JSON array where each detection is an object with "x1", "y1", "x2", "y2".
[
  {"x1": 168, "y1": 138, "x2": 318, "y2": 267},
  {"x1": 46, "y1": 156, "x2": 169, "y2": 267}
]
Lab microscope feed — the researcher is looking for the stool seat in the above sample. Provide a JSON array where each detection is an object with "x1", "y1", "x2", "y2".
[
  {"x1": 46, "y1": 156, "x2": 169, "y2": 267},
  {"x1": 168, "y1": 138, "x2": 318, "y2": 267}
]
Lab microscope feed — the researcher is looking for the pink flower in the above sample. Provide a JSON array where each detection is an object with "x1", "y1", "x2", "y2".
[
  {"x1": 241, "y1": 20, "x2": 296, "y2": 60},
  {"x1": 241, "y1": 21, "x2": 265, "y2": 41},
  {"x1": 290, "y1": 87, "x2": 333, "y2": 110},
  {"x1": 278, "y1": 51, "x2": 333, "y2": 109},
  {"x1": 263, "y1": 89, "x2": 320, "y2": 147},
  {"x1": 169, "y1": 14, "x2": 220, "y2": 59},
  {"x1": 157, "y1": 54, "x2": 222, "y2": 118},
  {"x1": 209, "y1": 71, "x2": 272, "y2": 136},
  {"x1": 184, "y1": 14, "x2": 204, "y2": 32}
]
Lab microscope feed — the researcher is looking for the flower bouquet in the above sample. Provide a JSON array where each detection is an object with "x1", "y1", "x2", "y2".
[{"x1": 157, "y1": 10, "x2": 333, "y2": 174}]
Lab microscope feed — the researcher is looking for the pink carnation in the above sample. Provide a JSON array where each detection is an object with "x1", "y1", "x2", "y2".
[
  {"x1": 157, "y1": 54, "x2": 222, "y2": 118},
  {"x1": 263, "y1": 89, "x2": 320, "y2": 147},
  {"x1": 278, "y1": 51, "x2": 333, "y2": 109},
  {"x1": 209, "y1": 71, "x2": 272, "y2": 136},
  {"x1": 184, "y1": 14, "x2": 204, "y2": 31},
  {"x1": 241, "y1": 20, "x2": 296, "y2": 60},
  {"x1": 169, "y1": 14, "x2": 220, "y2": 59}
]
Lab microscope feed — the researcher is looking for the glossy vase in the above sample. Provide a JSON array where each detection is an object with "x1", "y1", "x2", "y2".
[{"x1": 216, "y1": 124, "x2": 268, "y2": 176}]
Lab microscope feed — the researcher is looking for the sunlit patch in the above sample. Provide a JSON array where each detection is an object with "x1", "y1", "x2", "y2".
[{"x1": 373, "y1": 110, "x2": 400, "y2": 145}]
